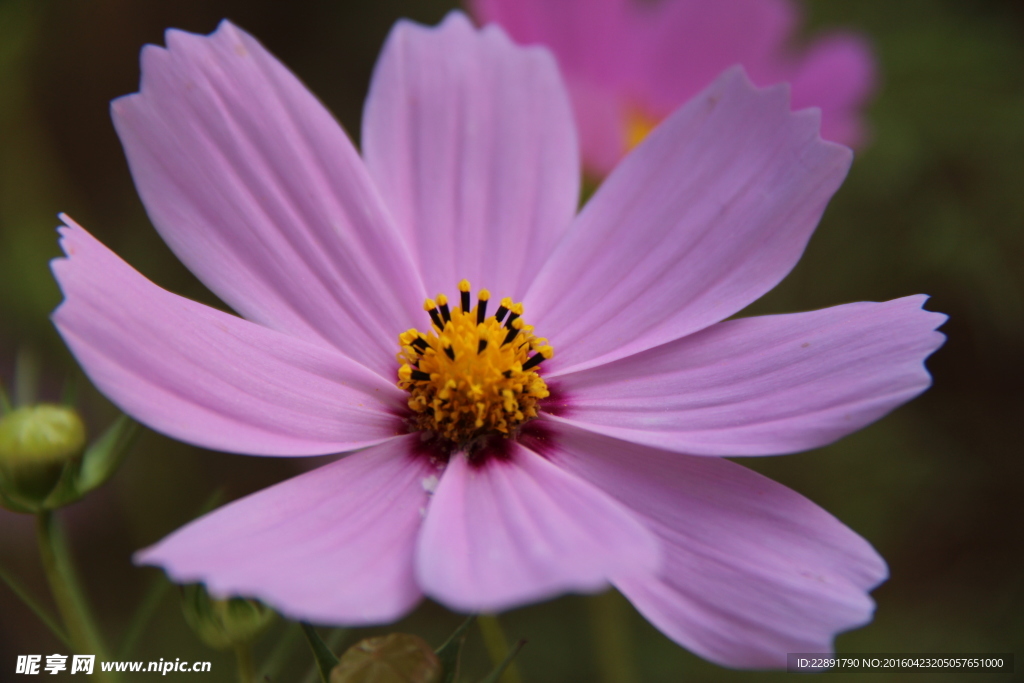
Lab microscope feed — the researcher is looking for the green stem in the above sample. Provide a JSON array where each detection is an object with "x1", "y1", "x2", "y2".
[
  {"x1": 36, "y1": 510, "x2": 119, "y2": 682},
  {"x1": 0, "y1": 558, "x2": 71, "y2": 646},
  {"x1": 587, "y1": 590, "x2": 637, "y2": 683},
  {"x1": 0, "y1": 376, "x2": 11, "y2": 413},
  {"x1": 235, "y1": 644, "x2": 256, "y2": 683},
  {"x1": 116, "y1": 572, "x2": 169, "y2": 658},
  {"x1": 259, "y1": 620, "x2": 302, "y2": 681},
  {"x1": 477, "y1": 614, "x2": 522, "y2": 683}
]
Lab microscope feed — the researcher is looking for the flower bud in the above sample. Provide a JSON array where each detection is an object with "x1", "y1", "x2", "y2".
[
  {"x1": 180, "y1": 583, "x2": 275, "y2": 650},
  {"x1": 0, "y1": 404, "x2": 86, "y2": 508},
  {"x1": 331, "y1": 633, "x2": 441, "y2": 683}
]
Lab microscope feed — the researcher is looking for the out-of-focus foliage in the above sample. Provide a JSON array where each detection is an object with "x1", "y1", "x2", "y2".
[
  {"x1": 0, "y1": 0, "x2": 1021, "y2": 681},
  {"x1": 179, "y1": 584, "x2": 275, "y2": 651},
  {"x1": 331, "y1": 633, "x2": 441, "y2": 683}
]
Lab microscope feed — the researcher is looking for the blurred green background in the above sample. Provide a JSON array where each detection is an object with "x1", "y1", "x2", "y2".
[{"x1": 1, "y1": 0, "x2": 1021, "y2": 680}]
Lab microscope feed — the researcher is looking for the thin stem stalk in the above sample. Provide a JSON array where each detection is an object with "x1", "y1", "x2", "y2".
[
  {"x1": 477, "y1": 614, "x2": 522, "y2": 683},
  {"x1": 115, "y1": 572, "x2": 169, "y2": 659},
  {"x1": 587, "y1": 590, "x2": 638, "y2": 683},
  {"x1": 235, "y1": 644, "x2": 256, "y2": 683},
  {"x1": 35, "y1": 510, "x2": 119, "y2": 682},
  {"x1": 0, "y1": 558, "x2": 70, "y2": 646}
]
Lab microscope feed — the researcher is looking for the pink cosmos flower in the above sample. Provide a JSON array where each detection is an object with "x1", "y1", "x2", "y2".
[
  {"x1": 51, "y1": 13, "x2": 943, "y2": 669},
  {"x1": 471, "y1": 0, "x2": 876, "y2": 176}
]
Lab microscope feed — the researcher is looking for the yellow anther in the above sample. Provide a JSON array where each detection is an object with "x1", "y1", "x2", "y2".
[
  {"x1": 458, "y1": 279, "x2": 471, "y2": 293},
  {"x1": 499, "y1": 297, "x2": 513, "y2": 308},
  {"x1": 436, "y1": 293, "x2": 448, "y2": 306},
  {"x1": 423, "y1": 299, "x2": 437, "y2": 311},
  {"x1": 478, "y1": 289, "x2": 491, "y2": 302}
]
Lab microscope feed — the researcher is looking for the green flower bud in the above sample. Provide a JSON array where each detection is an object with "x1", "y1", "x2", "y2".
[
  {"x1": 180, "y1": 583, "x2": 275, "y2": 650},
  {"x1": 331, "y1": 633, "x2": 441, "y2": 683},
  {"x1": 0, "y1": 404, "x2": 86, "y2": 508}
]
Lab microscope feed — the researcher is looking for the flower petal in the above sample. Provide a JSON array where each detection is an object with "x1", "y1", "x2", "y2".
[
  {"x1": 526, "y1": 67, "x2": 852, "y2": 374},
  {"x1": 790, "y1": 33, "x2": 876, "y2": 147},
  {"x1": 362, "y1": 12, "x2": 579, "y2": 299},
  {"x1": 470, "y1": 0, "x2": 638, "y2": 175},
  {"x1": 535, "y1": 421, "x2": 887, "y2": 669},
  {"x1": 51, "y1": 218, "x2": 404, "y2": 456},
  {"x1": 549, "y1": 296, "x2": 946, "y2": 456},
  {"x1": 623, "y1": 0, "x2": 799, "y2": 115},
  {"x1": 471, "y1": 0, "x2": 636, "y2": 86},
  {"x1": 111, "y1": 20, "x2": 424, "y2": 375},
  {"x1": 136, "y1": 436, "x2": 432, "y2": 624},
  {"x1": 416, "y1": 443, "x2": 659, "y2": 613}
]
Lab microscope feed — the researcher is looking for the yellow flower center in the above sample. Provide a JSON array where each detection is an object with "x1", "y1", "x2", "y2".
[
  {"x1": 625, "y1": 106, "x2": 659, "y2": 151},
  {"x1": 397, "y1": 280, "x2": 553, "y2": 449}
]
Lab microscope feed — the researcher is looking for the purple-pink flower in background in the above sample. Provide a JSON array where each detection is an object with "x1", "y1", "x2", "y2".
[
  {"x1": 51, "y1": 13, "x2": 942, "y2": 669},
  {"x1": 471, "y1": 0, "x2": 876, "y2": 176}
]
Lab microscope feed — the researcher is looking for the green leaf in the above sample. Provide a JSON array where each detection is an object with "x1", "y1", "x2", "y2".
[
  {"x1": 477, "y1": 640, "x2": 525, "y2": 683},
  {"x1": 0, "y1": 557, "x2": 71, "y2": 646},
  {"x1": 75, "y1": 415, "x2": 140, "y2": 494},
  {"x1": 302, "y1": 622, "x2": 341, "y2": 683},
  {"x1": 434, "y1": 616, "x2": 475, "y2": 683}
]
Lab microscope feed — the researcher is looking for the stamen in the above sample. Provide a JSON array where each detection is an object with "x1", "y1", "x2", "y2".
[
  {"x1": 444, "y1": 345, "x2": 455, "y2": 360},
  {"x1": 478, "y1": 339, "x2": 488, "y2": 354},
  {"x1": 411, "y1": 337, "x2": 428, "y2": 352},
  {"x1": 477, "y1": 289, "x2": 490, "y2": 324},
  {"x1": 503, "y1": 318, "x2": 524, "y2": 346},
  {"x1": 411, "y1": 369, "x2": 431, "y2": 381},
  {"x1": 504, "y1": 303, "x2": 524, "y2": 329},
  {"x1": 437, "y1": 294, "x2": 451, "y2": 323},
  {"x1": 459, "y1": 279, "x2": 472, "y2": 313},
  {"x1": 494, "y1": 297, "x2": 512, "y2": 323},
  {"x1": 522, "y1": 346, "x2": 553, "y2": 371},
  {"x1": 424, "y1": 299, "x2": 444, "y2": 331}
]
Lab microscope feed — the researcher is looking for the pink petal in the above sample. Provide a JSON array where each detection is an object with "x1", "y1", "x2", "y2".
[
  {"x1": 535, "y1": 422, "x2": 887, "y2": 669},
  {"x1": 471, "y1": 0, "x2": 635, "y2": 85},
  {"x1": 111, "y1": 20, "x2": 425, "y2": 376},
  {"x1": 472, "y1": 0, "x2": 875, "y2": 174},
  {"x1": 362, "y1": 12, "x2": 579, "y2": 299},
  {"x1": 470, "y1": 0, "x2": 635, "y2": 175},
  {"x1": 416, "y1": 443, "x2": 659, "y2": 613},
  {"x1": 550, "y1": 296, "x2": 946, "y2": 456},
  {"x1": 625, "y1": 0, "x2": 799, "y2": 114},
  {"x1": 790, "y1": 33, "x2": 877, "y2": 148},
  {"x1": 136, "y1": 436, "x2": 432, "y2": 624},
  {"x1": 566, "y1": 80, "x2": 630, "y2": 179},
  {"x1": 527, "y1": 68, "x2": 852, "y2": 374},
  {"x1": 51, "y1": 218, "x2": 403, "y2": 456}
]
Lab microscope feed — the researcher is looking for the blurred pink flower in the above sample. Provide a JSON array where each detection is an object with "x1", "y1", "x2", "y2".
[
  {"x1": 471, "y1": 0, "x2": 876, "y2": 176},
  {"x1": 51, "y1": 14, "x2": 941, "y2": 669}
]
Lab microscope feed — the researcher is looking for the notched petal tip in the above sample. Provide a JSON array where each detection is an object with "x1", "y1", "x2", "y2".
[
  {"x1": 704, "y1": 65, "x2": 853, "y2": 166},
  {"x1": 50, "y1": 215, "x2": 97, "y2": 293}
]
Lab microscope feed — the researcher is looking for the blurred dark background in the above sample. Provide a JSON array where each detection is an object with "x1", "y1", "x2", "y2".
[{"x1": 1, "y1": 0, "x2": 1021, "y2": 680}]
